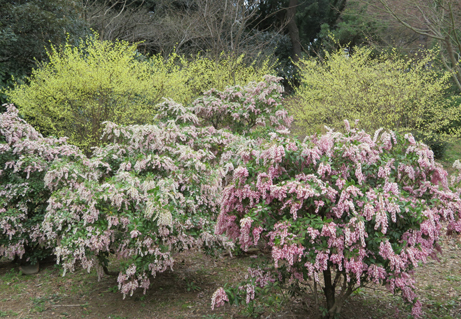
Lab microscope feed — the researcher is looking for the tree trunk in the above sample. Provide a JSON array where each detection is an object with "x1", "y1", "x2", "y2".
[
  {"x1": 287, "y1": 0, "x2": 302, "y2": 62},
  {"x1": 444, "y1": 37, "x2": 461, "y2": 92},
  {"x1": 322, "y1": 266, "x2": 355, "y2": 319},
  {"x1": 323, "y1": 266, "x2": 337, "y2": 319}
]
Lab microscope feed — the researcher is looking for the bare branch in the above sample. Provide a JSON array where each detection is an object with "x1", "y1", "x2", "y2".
[{"x1": 377, "y1": 0, "x2": 445, "y2": 40}]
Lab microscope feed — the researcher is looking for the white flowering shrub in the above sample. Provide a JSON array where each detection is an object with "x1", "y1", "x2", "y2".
[
  {"x1": 0, "y1": 105, "x2": 82, "y2": 264},
  {"x1": 42, "y1": 110, "x2": 238, "y2": 297},
  {"x1": 191, "y1": 75, "x2": 293, "y2": 135},
  {"x1": 38, "y1": 76, "x2": 292, "y2": 297}
]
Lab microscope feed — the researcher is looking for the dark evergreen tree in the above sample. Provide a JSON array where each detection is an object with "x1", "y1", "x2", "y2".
[{"x1": 0, "y1": 0, "x2": 88, "y2": 105}]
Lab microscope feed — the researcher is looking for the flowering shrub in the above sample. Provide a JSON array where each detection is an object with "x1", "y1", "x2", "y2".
[
  {"x1": 213, "y1": 121, "x2": 461, "y2": 318},
  {"x1": 40, "y1": 76, "x2": 291, "y2": 297},
  {"x1": 43, "y1": 117, "x2": 235, "y2": 297},
  {"x1": 191, "y1": 75, "x2": 293, "y2": 136},
  {"x1": 7, "y1": 34, "x2": 276, "y2": 154},
  {"x1": 289, "y1": 46, "x2": 461, "y2": 139},
  {"x1": 0, "y1": 105, "x2": 81, "y2": 264}
]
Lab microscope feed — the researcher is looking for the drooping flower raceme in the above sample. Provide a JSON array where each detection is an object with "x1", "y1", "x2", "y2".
[
  {"x1": 43, "y1": 118, "x2": 237, "y2": 297},
  {"x1": 192, "y1": 75, "x2": 293, "y2": 135}
]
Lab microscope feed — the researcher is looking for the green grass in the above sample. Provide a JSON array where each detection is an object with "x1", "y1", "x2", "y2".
[
  {"x1": 446, "y1": 275, "x2": 461, "y2": 282},
  {"x1": 0, "y1": 310, "x2": 19, "y2": 317},
  {"x1": 31, "y1": 296, "x2": 47, "y2": 313}
]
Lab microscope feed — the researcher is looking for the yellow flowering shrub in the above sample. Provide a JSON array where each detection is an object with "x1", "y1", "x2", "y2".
[
  {"x1": 7, "y1": 35, "x2": 276, "y2": 154},
  {"x1": 288, "y1": 46, "x2": 461, "y2": 138},
  {"x1": 184, "y1": 53, "x2": 275, "y2": 97}
]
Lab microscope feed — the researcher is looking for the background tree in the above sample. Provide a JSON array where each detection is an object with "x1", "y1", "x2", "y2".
[
  {"x1": 82, "y1": 0, "x2": 285, "y2": 61},
  {"x1": 318, "y1": 0, "x2": 387, "y2": 49},
  {"x1": 81, "y1": 0, "x2": 160, "y2": 54},
  {"x1": 374, "y1": 0, "x2": 461, "y2": 91},
  {"x1": 249, "y1": 0, "x2": 348, "y2": 60},
  {"x1": 0, "y1": 0, "x2": 88, "y2": 105}
]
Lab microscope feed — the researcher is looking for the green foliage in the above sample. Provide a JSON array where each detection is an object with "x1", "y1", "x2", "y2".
[
  {"x1": 7, "y1": 34, "x2": 275, "y2": 155},
  {"x1": 0, "y1": 105, "x2": 82, "y2": 265},
  {"x1": 0, "y1": 138, "x2": 50, "y2": 264},
  {"x1": 250, "y1": 0, "x2": 346, "y2": 46},
  {"x1": 0, "y1": 0, "x2": 88, "y2": 104},
  {"x1": 318, "y1": 1, "x2": 387, "y2": 49},
  {"x1": 289, "y1": 46, "x2": 461, "y2": 139},
  {"x1": 184, "y1": 53, "x2": 276, "y2": 98}
]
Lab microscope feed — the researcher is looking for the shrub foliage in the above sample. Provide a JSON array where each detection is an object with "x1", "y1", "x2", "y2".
[
  {"x1": 213, "y1": 121, "x2": 461, "y2": 318},
  {"x1": 1, "y1": 76, "x2": 288, "y2": 296},
  {"x1": 289, "y1": 47, "x2": 461, "y2": 138},
  {"x1": 0, "y1": 105, "x2": 81, "y2": 264}
]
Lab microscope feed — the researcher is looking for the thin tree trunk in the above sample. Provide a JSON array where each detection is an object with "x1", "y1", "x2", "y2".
[
  {"x1": 103, "y1": 265, "x2": 118, "y2": 276},
  {"x1": 323, "y1": 266, "x2": 336, "y2": 319},
  {"x1": 322, "y1": 266, "x2": 355, "y2": 319},
  {"x1": 287, "y1": 0, "x2": 302, "y2": 62}
]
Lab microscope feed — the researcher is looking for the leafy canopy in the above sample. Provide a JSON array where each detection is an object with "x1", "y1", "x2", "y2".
[{"x1": 0, "y1": 0, "x2": 88, "y2": 105}]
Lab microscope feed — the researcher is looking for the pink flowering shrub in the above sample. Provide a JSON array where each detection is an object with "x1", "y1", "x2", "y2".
[
  {"x1": 0, "y1": 105, "x2": 82, "y2": 264},
  {"x1": 191, "y1": 75, "x2": 293, "y2": 136},
  {"x1": 213, "y1": 121, "x2": 461, "y2": 318}
]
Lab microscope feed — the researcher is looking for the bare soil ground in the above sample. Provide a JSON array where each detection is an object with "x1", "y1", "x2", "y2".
[{"x1": 1, "y1": 232, "x2": 460, "y2": 319}]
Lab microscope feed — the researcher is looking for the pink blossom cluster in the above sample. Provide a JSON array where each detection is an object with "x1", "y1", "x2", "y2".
[
  {"x1": 192, "y1": 75, "x2": 293, "y2": 135},
  {"x1": 0, "y1": 105, "x2": 81, "y2": 262},
  {"x1": 211, "y1": 287, "x2": 229, "y2": 310},
  {"x1": 215, "y1": 123, "x2": 461, "y2": 317},
  {"x1": 245, "y1": 267, "x2": 276, "y2": 288}
]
